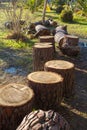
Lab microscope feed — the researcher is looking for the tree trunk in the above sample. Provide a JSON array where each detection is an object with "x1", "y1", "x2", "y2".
[
  {"x1": 42, "y1": 0, "x2": 48, "y2": 23},
  {"x1": 16, "y1": 110, "x2": 70, "y2": 130},
  {"x1": 0, "y1": 83, "x2": 34, "y2": 130},
  {"x1": 33, "y1": 44, "x2": 54, "y2": 71},
  {"x1": 27, "y1": 71, "x2": 63, "y2": 110},
  {"x1": 39, "y1": 35, "x2": 55, "y2": 52},
  {"x1": 44, "y1": 60, "x2": 75, "y2": 97}
]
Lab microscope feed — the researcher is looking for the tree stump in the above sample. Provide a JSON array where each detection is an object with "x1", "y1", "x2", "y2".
[
  {"x1": 0, "y1": 83, "x2": 34, "y2": 130},
  {"x1": 27, "y1": 71, "x2": 63, "y2": 110},
  {"x1": 16, "y1": 109, "x2": 70, "y2": 130},
  {"x1": 39, "y1": 36, "x2": 55, "y2": 52},
  {"x1": 33, "y1": 44, "x2": 54, "y2": 71},
  {"x1": 44, "y1": 60, "x2": 75, "y2": 97}
]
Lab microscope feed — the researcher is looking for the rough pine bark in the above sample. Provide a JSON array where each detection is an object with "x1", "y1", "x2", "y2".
[
  {"x1": 16, "y1": 109, "x2": 70, "y2": 130},
  {"x1": 44, "y1": 60, "x2": 75, "y2": 97},
  {"x1": 27, "y1": 71, "x2": 63, "y2": 110},
  {"x1": 33, "y1": 44, "x2": 54, "y2": 71},
  {"x1": 0, "y1": 83, "x2": 34, "y2": 130}
]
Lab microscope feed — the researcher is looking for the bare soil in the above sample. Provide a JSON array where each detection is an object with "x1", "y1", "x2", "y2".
[{"x1": 0, "y1": 44, "x2": 87, "y2": 130}]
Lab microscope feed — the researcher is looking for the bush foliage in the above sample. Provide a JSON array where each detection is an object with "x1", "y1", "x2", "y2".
[
  {"x1": 56, "y1": 5, "x2": 64, "y2": 14},
  {"x1": 60, "y1": 9, "x2": 73, "y2": 22}
]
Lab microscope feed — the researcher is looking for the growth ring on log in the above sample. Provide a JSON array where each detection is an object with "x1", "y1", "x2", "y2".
[
  {"x1": 0, "y1": 83, "x2": 34, "y2": 130},
  {"x1": 27, "y1": 71, "x2": 63, "y2": 110},
  {"x1": 44, "y1": 60, "x2": 75, "y2": 97}
]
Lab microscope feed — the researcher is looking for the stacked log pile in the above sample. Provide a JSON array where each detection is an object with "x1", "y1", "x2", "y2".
[
  {"x1": 0, "y1": 83, "x2": 34, "y2": 130},
  {"x1": 16, "y1": 110, "x2": 70, "y2": 130}
]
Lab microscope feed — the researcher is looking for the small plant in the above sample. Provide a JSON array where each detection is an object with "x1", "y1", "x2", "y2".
[
  {"x1": 60, "y1": 9, "x2": 73, "y2": 22},
  {"x1": 56, "y1": 5, "x2": 64, "y2": 14}
]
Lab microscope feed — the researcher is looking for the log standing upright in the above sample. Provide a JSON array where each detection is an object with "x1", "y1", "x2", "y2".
[
  {"x1": 39, "y1": 35, "x2": 55, "y2": 52},
  {"x1": 0, "y1": 83, "x2": 34, "y2": 130},
  {"x1": 44, "y1": 60, "x2": 75, "y2": 97},
  {"x1": 27, "y1": 71, "x2": 63, "y2": 110},
  {"x1": 33, "y1": 44, "x2": 54, "y2": 71}
]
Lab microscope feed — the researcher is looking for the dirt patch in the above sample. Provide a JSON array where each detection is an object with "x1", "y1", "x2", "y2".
[{"x1": 0, "y1": 44, "x2": 87, "y2": 130}]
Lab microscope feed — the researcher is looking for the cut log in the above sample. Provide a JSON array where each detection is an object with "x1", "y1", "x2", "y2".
[
  {"x1": 34, "y1": 25, "x2": 51, "y2": 38},
  {"x1": 16, "y1": 109, "x2": 70, "y2": 130},
  {"x1": 54, "y1": 26, "x2": 80, "y2": 56},
  {"x1": 27, "y1": 71, "x2": 63, "y2": 110},
  {"x1": 39, "y1": 35, "x2": 55, "y2": 52},
  {"x1": 33, "y1": 44, "x2": 54, "y2": 71},
  {"x1": 60, "y1": 45, "x2": 80, "y2": 57},
  {"x1": 0, "y1": 83, "x2": 34, "y2": 130},
  {"x1": 64, "y1": 35, "x2": 79, "y2": 46},
  {"x1": 44, "y1": 60, "x2": 75, "y2": 97}
]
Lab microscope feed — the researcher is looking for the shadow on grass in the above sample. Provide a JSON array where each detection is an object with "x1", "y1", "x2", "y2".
[
  {"x1": 57, "y1": 103, "x2": 87, "y2": 130},
  {"x1": 0, "y1": 40, "x2": 33, "y2": 70},
  {"x1": 73, "y1": 20, "x2": 87, "y2": 26}
]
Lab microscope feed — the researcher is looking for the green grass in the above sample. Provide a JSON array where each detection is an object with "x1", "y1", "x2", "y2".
[{"x1": 0, "y1": 5, "x2": 87, "y2": 50}]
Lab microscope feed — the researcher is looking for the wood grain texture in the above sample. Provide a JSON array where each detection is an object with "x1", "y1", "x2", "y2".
[
  {"x1": 44, "y1": 60, "x2": 75, "y2": 97},
  {"x1": 27, "y1": 71, "x2": 63, "y2": 110},
  {"x1": 0, "y1": 83, "x2": 34, "y2": 130}
]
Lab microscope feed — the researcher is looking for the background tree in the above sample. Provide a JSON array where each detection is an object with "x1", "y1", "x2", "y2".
[
  {"x1": 42, "y1": 0, "x2": 48, "y2": 22},
  {"x1": 77, "y1": 0, "x2": 87, "y2": 16}
]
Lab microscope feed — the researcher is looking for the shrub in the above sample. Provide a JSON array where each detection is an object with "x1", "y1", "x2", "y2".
[
  {"x1": 60, "y1": 9, "x2": 73, "y2": 22},
  {"x1": 56, "y1": 5, "x2": 64, "y2": 14}
]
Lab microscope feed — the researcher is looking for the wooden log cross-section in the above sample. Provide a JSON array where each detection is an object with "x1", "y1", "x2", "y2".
[
  {"x1": 0, "y1": 83, "x2": 34, "y2": 130},
  {"x1": 16, "y1": 109, "x2": 70, "y2": 130},
  {"x1": 44, "y1": 60, "x2": 75, "y2": 97},
  {"x1": 33, "y1": 44, "x2": 54, "y2": 71},
  {"x1": 27, "y1": 71, "x2": 63, "y2": 110},
  {"x1": 39, "y1": 35, "x2": 55, "y2": 52}
]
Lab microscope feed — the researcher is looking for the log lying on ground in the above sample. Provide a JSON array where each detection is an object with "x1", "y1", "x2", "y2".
[
  {"x1": 26, "y1": 21, "x2": 43, "y2": 34},
  {"x1": 54, "y1": 26, "x2": 80, "y2": 56},
  {"x1": 34, "y1": 25, "x2": 51, "y2": 38},
  {"x1": 33, "y1": 44, "x2": 54, "y2": 71},
  {"x1": 27, "y1": 71, "x2": 63, "y2": 110},
  {"x1": 16, "y1": 109, "x2": 70, "y2": 130},
  {"x1": 44, "y1": 18, "x2": 58, "y2": 27},
  {"x1": 59, "y1": 44, "x2": 80, "y2": 57},
  {"x1": 0, "y1": 83, "x2": 34, "y2": 130},
  {"x1": 39, "y1": 35, "x2": 55, "y2": 52},
  {"x1": 44, "y1": 60, "x2": 75, "y2": 97}
]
